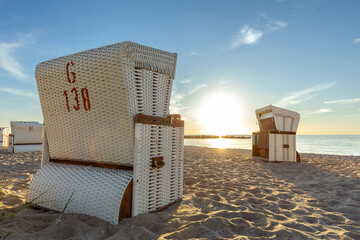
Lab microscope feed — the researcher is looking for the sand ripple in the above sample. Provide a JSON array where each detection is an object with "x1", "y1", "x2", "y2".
[{"x1": 1, "y1": 146, "x2": 360, "y2": 239}]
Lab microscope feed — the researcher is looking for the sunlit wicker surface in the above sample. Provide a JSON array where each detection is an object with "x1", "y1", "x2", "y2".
[
  {"x1": 10, "y1": 121, "x2": 42, "y2": 145},
  {"x1": 31, "y1": 41, "x2": 183, "y2": 223},
  {"x1": 35, "y1": 42, "x2": 177, "y2": 166},
  {"x1": 132, "y1": 123, "x2": 184, "y2": 216},
  {"x1": 2, "y1": 128, "x2": 9, "y2": 147},
  {"x1": 27, "y1": 162, "x2": 133, "y2": 224}
]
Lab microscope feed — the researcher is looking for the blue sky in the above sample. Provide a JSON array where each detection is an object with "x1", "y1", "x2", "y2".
[{"x1": 0, "y1": 0, "x2": 359, "y2": 134}]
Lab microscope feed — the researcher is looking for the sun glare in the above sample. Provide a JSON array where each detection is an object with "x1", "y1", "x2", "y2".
[{"x1": 196, "y1": 92, "x2": 246, "y2": 136}]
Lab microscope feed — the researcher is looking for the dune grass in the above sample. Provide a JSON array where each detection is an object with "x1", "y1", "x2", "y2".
[{"x1": 0, "y1": 176, "x2": 74, "y2": 239}]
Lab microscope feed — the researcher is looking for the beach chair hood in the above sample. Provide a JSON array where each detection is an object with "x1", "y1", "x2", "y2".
[{"x1": 255, "y1": 105, "x2": 300, "y2": 133}]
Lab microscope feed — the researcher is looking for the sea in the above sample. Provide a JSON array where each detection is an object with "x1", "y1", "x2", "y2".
[
  {"x1": 1, "y1": 135, "x2": 359, "y2": 156},
  {"x1": 184, "y1": 135, "x2": 360, "y2": 156}
]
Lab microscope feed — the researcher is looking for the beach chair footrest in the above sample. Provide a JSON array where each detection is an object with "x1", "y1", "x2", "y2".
[{"x1": 26, "y1": 162, "x2": 133, "y2": 224}]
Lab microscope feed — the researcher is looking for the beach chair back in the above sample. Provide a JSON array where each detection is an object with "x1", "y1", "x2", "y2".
[
  {"x1": 9, "y1": 121, "x2": 42, "y2": 145},
  {"x1": 35, "y1": 42, "x2": 177, "y2": 166},
  {"x1": 1, "y1": 128, "x2": 8, "y2": 145},
  {"x1": 28, "y1": 42, "x2": 184, "y2": 224},
  {"x1": 255, "y1": 105, "x2": 300, "y2": 133},
  {"x1": 253, "y1": 105, "x2": 300, "y2": 162}
]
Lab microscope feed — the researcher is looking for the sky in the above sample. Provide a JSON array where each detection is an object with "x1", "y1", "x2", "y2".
[{"x1": 0, "y1": 0, "x2": 359, "y2": 135}]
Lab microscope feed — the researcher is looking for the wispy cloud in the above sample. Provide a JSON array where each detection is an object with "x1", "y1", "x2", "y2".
[
  {"x1": 324, "y1": 97, "x2": 360, "y2": 104},
  {"x1": 314, "y1": 108, "x2": 332, "y2": 114},
  {"x1": 170, "y1": 83, "x2": 207, "y2": 115},
  {"x1": 261, "y1": 13, "x2": 288, "y2": 32},
  {"x1": 181, "y1": 78, "x2": 192, "y2": 84},
  {"x1": 299, "y1": 108, "x2": 333, "y2": 118},
  {"x1": 0, "y1": 88, "x2": 36, "y2": 98},
  {"x1": 170, "y1": 89, "x2": 185, "y2": 114},
  {"x1": 190, "y1": 51, "x2": 199, "y2": 56},
  {"x1": 231, "y1": 14, "x2": 287, "y2": 48},
  {"x1": 0, "y1": 42, "x2": 30, "y2": 81},
  {"x1": 351, "y1": 38, "x2": 360, "y2": 44},
  {"x1": 232, "y1": 25, "x2": 263, "y2": 47},
  {"x1": 217, "y1": 78, "x2": 230, "y2": 84},
  {"x1": 188, "y1": 84, "x2": 207, "y2": 95},
  {"x1": 276, "y1": 81, "x2": 336, "y2": 107},
  {"x1": 0, "y1": 33, "x2": 37, "y2": 81}
]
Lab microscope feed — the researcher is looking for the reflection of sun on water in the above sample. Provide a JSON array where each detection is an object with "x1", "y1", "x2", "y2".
[
  {"x1": 206, "y1": 138, "x2": 232, "y2": 149},
  {"x1": 197, "y1": 92, "x2": 247, "y2": 136}
]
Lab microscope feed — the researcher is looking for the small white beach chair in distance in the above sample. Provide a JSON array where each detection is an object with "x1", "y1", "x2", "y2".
[
  {"x1": 2, "y1": 128, "x2": 9, "y2": 147},
  {"x1": 252, "y1": 105, "x2": 301, "y2": 162},
  {"x1": 26, "y1": 41, "x2": 184, "y2": 224},
  {"x1": 6, "y1": 122, "x2": 42, "y2": 153},
  {"x1": 0, "y1": 127, "x2": 7, "y2": 146}
]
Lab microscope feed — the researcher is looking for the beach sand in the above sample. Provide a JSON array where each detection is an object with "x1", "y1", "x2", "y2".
[{"x1": 1, "y1": 146, "x2": 359, "y2": 239}]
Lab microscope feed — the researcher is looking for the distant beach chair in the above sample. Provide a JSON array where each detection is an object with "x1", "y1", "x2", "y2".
[
  {"x1": 0, "y1": 127, "x2": 6, "y2": 144},
  {"x1": 26, "y1": 41, "x2": 184, "y2": 224},
  {"x1": 6, "y1": 122, "x2": 42, "y2": 153},
  {"x1": 252, "y1": 105, "x2": 301, "y2": 162},
  {"x1": 2, "y1": 128, "x2": 9, "y2": 147}
]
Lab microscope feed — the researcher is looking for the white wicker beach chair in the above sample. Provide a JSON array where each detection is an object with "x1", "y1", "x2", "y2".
[
  {"x1": 27, "y1": 41, "x2": 184, "y2": 224},
  {"x1": 6, "y1": 122, "x2": 42, "y2": 153},
  {"x1": 252, "y1": 105, "x2": 300, "y2": 162},
  {"x1": 0, "y1": 127, "x2": 5, "y2": 143},
  {"x1": 1, "y1": 127, "x2": 8, "y2": 145}
]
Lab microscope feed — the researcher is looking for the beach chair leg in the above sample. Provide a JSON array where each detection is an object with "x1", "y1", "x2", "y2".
[
  {"x1": 132, "y1": 122, "x2": 184, "y2": 217},
  {"x1": 8, "y1": 135, "x2": 14, "y2": 153},
  {"x1": 41, "y1": 126, "x2": 50, "y2": 167},
  {"x1": 296, "y1": 151, "x2": 301, "y2": 163}
]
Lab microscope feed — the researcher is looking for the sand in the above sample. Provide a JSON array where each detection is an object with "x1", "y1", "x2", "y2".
[{"x1": 1, "y1": 146, "x2": 359, "y2": 239}]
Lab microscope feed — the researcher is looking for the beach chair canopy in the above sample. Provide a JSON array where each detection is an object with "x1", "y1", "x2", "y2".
[
  {"x1": 0, "y1": 127, "x2": 6, "y2": 142},
  {"x1": 9, "y1": 121, "x2": 42, "y2": 144},
  {"x1": 255, "y1": 105, "x2": 300, "y2": 133},
  {"x1": 35, "y1": 41, "x2": 177, "y2": 166},
  {"x1": 28, "y1": 41, "x2": 184, "y2": 224},
  {"x1": 2, "y1": 128, "x2": 9, "y2": 146}
]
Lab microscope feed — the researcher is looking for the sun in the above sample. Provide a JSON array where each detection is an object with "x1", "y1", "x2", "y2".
[{"x1": 196, "y1": 92, "x2": 246, "y2": 136}]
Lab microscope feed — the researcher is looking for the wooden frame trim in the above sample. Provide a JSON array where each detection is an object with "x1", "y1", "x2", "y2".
[
  {"x1": 134, "y1": 114, "x2": 184, "y2": 128},
  {"x1": 13, "y1": 143, "x2": 42, "y2": 146},
  {"x1": 252, "y1": 131, "x2": 296, "y2": 135},
  {"x1": 119, "y1": 179, "x2": 133, "y2": 220},
  {"x1": 50, "y1": 159, "x2": 133, "y2": 170}
]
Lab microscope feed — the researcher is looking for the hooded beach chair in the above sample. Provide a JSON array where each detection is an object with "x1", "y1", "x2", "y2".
[
  {"x1": 27, "y1": 42, "x2": 184, "y2": 224},
  {"x1": 2, "y1": 128, "x2": 9, "y2": 147},
  {"x1": 0, "y1": 127, "x2": 7, "y2": 145},
  {"x1": 252, "y1": 105, "x2": 301, "y2": 162},
  {"x1": 0, "y1": 127, "x2": 4, "y2": 142},
  {"x1": 6, "y1": 122, "x2": 42, "y2": 153}
]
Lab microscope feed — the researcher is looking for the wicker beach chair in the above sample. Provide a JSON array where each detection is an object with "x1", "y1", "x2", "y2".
[
  {"x1": 1, "y1": 127, "x2": 8, "y2": 145},
  {"x1": 0, "y1": 127, "x2": 5, "y2": 143},
  {"x1": 6, "y1": 121, "x2": 42, "y2": 153},
  {"x1": 252, "y1": 105, "x2": 301, "y2": 162},
  {"x1": 27, "y1": 42, "x2": 184, "y2": 224}
]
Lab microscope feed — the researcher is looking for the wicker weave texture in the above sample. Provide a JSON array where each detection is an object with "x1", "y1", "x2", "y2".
[
  {"x1": 0, "y1": 127, "x2": 6, "y2": 143},
  {"x1": 2, "y1": 128, "x2": 9, "y2": 146},
  {"x1": 269, "y1": 134, "x2": 296, "y2": 162},
  {"x1": 10, "y1": 121, "x2": 42, "y2": 144},
  {"x1": 132, "y1": 123, "x2": 184, "y2": 216},
  {"x1": 126, "y1": 66, "x2": 173, "y2": 117},
  {"x1": 27, "y1": 163, "x2": 133, "y2": 224},
  {"x1": 35, "y1": 42, "x2": 177, "y2": 166}
]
